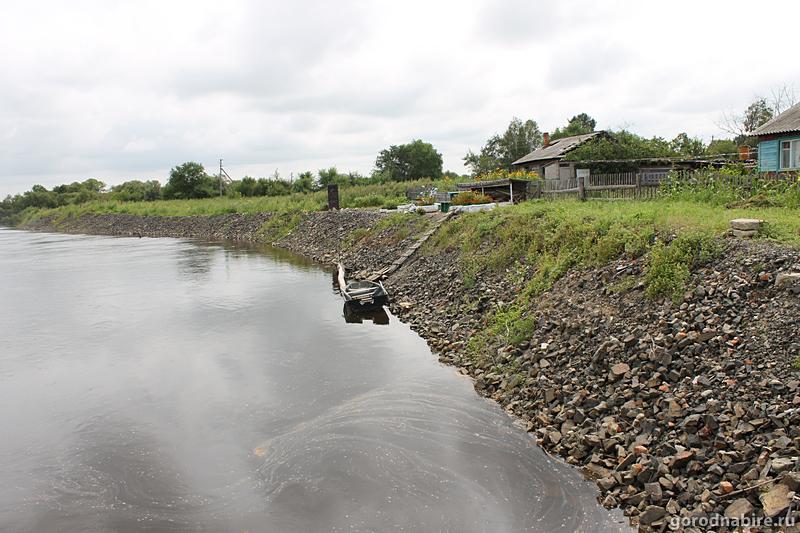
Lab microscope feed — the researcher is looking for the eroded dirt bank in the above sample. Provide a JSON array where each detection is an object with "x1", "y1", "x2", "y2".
[{"x1": 22, "y1": 209, "x2": 800, "y2": 532}]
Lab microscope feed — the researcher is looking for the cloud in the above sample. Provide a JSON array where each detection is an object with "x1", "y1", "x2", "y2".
[{"x1": 2, "y1": 0, "x2": 800, "y2": 194}]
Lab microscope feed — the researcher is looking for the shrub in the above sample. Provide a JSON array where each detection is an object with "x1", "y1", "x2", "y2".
[
  {"x1": 475, "y1": 169, "x2": 540, "y2": 182},
  {"x1": 452, "y1": 191, "x2": 493, "y2": 205},
  {"x1": 349, "y1": 194, "x2": 386, "y2": 208},
  {"x1": 645, "y1": 233, "x2": 718, "y2": 301}
]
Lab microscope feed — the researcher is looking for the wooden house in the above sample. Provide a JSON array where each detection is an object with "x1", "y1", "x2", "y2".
[
  {"x1": 511, "y1": 131, "x2": 604, "y2": 182},
  {"x1": 753, "y1": 103, "x2": 800, "y2": 173}
]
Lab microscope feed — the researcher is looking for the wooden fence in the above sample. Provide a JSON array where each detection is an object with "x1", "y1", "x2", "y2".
[
  {"x1": 533, "y1": 170, "x2": 794, "y2": 201},
  {"x1": 536, "y1": 172, "x2": 660, "y2": 200}
]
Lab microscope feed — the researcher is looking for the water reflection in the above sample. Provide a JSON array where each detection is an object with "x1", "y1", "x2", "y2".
[
  {"x1": 342, "y1": 303, "x2": 390, "y2": 325},
  {"x1": 0, "y1": 229, "x2": 629, "y2": 533}
]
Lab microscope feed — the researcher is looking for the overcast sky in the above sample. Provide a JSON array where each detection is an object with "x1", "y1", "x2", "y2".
[{"x1": 2, "y1": 0, "x2": 799, "y2": 195}]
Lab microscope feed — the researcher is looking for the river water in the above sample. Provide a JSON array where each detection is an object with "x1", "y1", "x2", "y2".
[{"x1": 0, "y1": 228, "x2": 628, "y2": 532}]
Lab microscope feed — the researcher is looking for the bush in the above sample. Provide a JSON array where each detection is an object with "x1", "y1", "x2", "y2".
[
  {"x1": 452, "y1": 191, "x2": 493, "y2": 205},
  {"x1": 348, "y1": 194, "x2": 388, "y2": 208},
  {"x1": 644, "y1": 233, "x2": 718, "y2": 301},
  {"x1": 475, "y1": 169, "x2": 539, "y2": 182},
  {"x1": 659, "y1": 168, "x2": 800, "y2": 208},
  {"x1": 110, "y1": 180, "x2": 162, "y2": 202}
]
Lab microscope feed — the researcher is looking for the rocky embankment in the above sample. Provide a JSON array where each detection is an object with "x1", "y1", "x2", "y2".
[
  {"x1": 21, "y1": 209, "x2": 800, "y2": 531},
  {"x1": 388, "y1": 237, "x2": 800, "y2": 532},
  {"x1": 276, "y1": 210, "x2": 430, "y2": 275},
  {"x1": 24, "y1": 212, "x2": 275, "y2": 241}
]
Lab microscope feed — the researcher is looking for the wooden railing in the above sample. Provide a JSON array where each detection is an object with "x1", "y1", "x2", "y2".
[{"x1": 535, "y1": 170, "x2": 793, "y2": 201}]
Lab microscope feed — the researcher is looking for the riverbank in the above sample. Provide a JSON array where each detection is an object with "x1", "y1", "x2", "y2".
[{"x1": 20, "y1": 201, "x2": 800, "y2": 531}]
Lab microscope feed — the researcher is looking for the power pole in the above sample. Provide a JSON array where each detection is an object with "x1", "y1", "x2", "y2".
[
  {"x1": 219, "y1": 159, "x2": 224, "y2": 197},
  {"x1": 218, "y1": 158, "x2": 232, "y2": 196}
]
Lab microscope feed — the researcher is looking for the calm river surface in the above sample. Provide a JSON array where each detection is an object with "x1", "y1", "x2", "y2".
[{"x1": 0, "y1": 228, "x2": 628, "y2": 532}]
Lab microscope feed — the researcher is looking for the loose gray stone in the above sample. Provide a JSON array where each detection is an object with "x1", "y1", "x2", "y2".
[
  {"x1": 724, "y1": 498, "x2": 753, "y2": 519},
  {"x1": 776, "y1": 271, "x2": 800, "y2": 289},
  {"x1": 730, "y1": 218, "x2": 762, "y2": 231},
  {"x1": 638, "y1": 505, "x2": 667, "y2": 525},
  {"x1": 760, "y1": 484, "x2": 794, "y2": 518},
  {"x1": 732, "y1": 228, "x2": 758, "y2": 238}
]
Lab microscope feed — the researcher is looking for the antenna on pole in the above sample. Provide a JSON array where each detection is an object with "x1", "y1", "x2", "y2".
[{"x1": 218, "y1": 158, "x2": 233, "y2": 196}]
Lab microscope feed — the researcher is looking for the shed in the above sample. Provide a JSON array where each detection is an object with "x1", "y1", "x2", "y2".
[
  {"x1": 511, "y1": 131, "x2": 605, "y2": 183},
  {"x1": 455, "y1": 178, "x2": 532, "y2": 203},
  {"x1": 752, "y1": 103, "x2": 800, "y2": 172}
]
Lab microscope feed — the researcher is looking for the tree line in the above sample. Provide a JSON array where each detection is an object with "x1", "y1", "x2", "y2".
[
  {"x1": 461, "y1": 109, "x2": 768, "y2": 176},
  {"x1": 0, "y1": 140, "x2": 457, "y2": 223},
  {"x1": 1, "y1": 95, "x2": 783, "y2": 224}
]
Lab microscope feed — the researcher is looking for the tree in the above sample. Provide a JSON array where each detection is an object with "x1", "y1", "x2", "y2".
[
  {"x1": 769, "y1": 84, "x2": 797, "y2": 115},
  {"x1": 318, "y1": 167, "x2": 343, "y2": 187},
  {"x1": 236, "y1": 176, "x2": 258, "y2": 197},
  {"x1": 163, "y1": 162, "x2": 217, "y2": 199},
  {"x1": 566, "y1": 130, "x2": 678, "y2": 172},
  {"x1": 718, "y1": 97, "x2": 775, "y2": 146},
  {"x1": 464, "y1": 118, "x2": 542, "y2": 176},
  {"x1": 292, "y1": 171, "x2": 317, "y2": 193},
  {"x1": 110, "y1": 180, "x2": 162, "y2": 201},
  {"x1": 706, "y1": 138, "x2": 738, "y2": 157},
  {"x1": 670, "y1": 133, "x2": 706, "y2": 157},
  {"x1": 255, "y1": 177, "x2": 292, "y2": 196},
  {"x1": 551, "y1": 113, "x2": 597, "y2": 140},
  {"x1": 375, "y1": 139, "x2": 443, "y2": 181},
  {"x1": 742, "y1": 98, "x2": 774, "y2": 134}
]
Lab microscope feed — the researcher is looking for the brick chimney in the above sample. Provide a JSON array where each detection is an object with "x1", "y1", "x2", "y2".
[{"x1": 543, "y1": 132, "x2": 550, "y2": 147}]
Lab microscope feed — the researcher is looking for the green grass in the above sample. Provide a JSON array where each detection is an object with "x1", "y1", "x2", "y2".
[
  {"x1": 430, "y1": 198, "x2": 800, "y2": 358},
  {"x1": 17, "y1": 179, "x2": 454, "y2": 225},
  {"x1": 644, "y1": 233, "x2": 719, "y2": 301},
  {"x1": 794, "y1": 356, "x2": 800, "y2": 371},
  {"x1": 255, "y1": 212, "x2": 303, "y2": 242},
  {"x1": 660, "y1": 172, "x2": 800, "y2": 208},
  {"x1": 344, "y1": 212, "x2": 431, "y2": 249}
]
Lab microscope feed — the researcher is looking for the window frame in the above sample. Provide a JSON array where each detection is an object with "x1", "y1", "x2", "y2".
[
  {"x1": 793, "y1": 140, "x2": 800, "y2": 170},
  {"x1": 780, "y1": 140, "x2": 791, "y2": 169}
]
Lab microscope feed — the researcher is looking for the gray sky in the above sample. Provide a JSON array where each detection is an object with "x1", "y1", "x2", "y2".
[{"x1": 2, "y1": 0, "x2": 799, "y2": 195}]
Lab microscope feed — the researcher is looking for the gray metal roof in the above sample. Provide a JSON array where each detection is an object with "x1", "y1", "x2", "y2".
[
  {"x1": 752, "y1": 103, "x2": 800, "y2": 136},
  {"x1": 512, "y1": 131, "x2": 604, "y2": 165}
]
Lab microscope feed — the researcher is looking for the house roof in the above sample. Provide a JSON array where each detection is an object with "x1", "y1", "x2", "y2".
[
  {"x1": 752, "y1": 103, "x2": 800, "y2": 136},
  {"x1": 512, "y1": 131, "x2": 604, "y2": 166}
]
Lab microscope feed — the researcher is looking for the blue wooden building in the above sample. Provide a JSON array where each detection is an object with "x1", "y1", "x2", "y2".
[{"x1": 753, "y1": 103, "x2": 800, "y2": 172}]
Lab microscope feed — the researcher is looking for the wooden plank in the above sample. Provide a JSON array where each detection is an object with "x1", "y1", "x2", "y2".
[{"x1": 337, "y1": 263, "x2": 347, "y2": 292}]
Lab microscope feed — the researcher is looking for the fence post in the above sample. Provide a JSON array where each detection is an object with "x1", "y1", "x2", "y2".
[
  {"x1": 635, "y1": 173, "x2": 642, "y2": 198},
  {"x1": 327, "y1": 184, "x2": 340, "y2": 210},
  {"x1": 576, "y1": 169, "x2": 589, "y2": 201}
]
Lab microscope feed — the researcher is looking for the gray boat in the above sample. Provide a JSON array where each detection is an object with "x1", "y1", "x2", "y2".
[{"x1": 337, "y1": 263, "x2": 389, "y2": 308}]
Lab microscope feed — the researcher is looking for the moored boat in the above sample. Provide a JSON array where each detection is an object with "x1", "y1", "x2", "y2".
[{"x1": 337, "y1": 263, "x2": 389, "y2": 308}]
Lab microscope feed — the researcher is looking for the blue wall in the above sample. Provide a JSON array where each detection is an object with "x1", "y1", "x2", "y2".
[{"x1": 758, "y1": 139, "x2": 779, "y2": 171}]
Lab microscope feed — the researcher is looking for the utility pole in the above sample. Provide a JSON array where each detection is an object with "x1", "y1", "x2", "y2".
[
  {"x1": 218, "y1": 158, "x2": 232, "y2": 196},
  {"x1": 219, "y1": 159, "x2": 224, "y2": 197}
]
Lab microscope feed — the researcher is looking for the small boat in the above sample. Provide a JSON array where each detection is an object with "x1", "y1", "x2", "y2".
[{"x1": 338, "y1": 263, "x2": 389, "y2": 308}]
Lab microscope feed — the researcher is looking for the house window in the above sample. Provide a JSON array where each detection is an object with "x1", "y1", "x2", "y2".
[
  {"x1": 780, "y1": 139, "x2": 800, "y2": 169},
  {"x1": 781, "y1": 141, "x2": 790, "y2": 168},
  {"x1": 795, "y1": 141, "x2": 800, "y2": 169}
]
